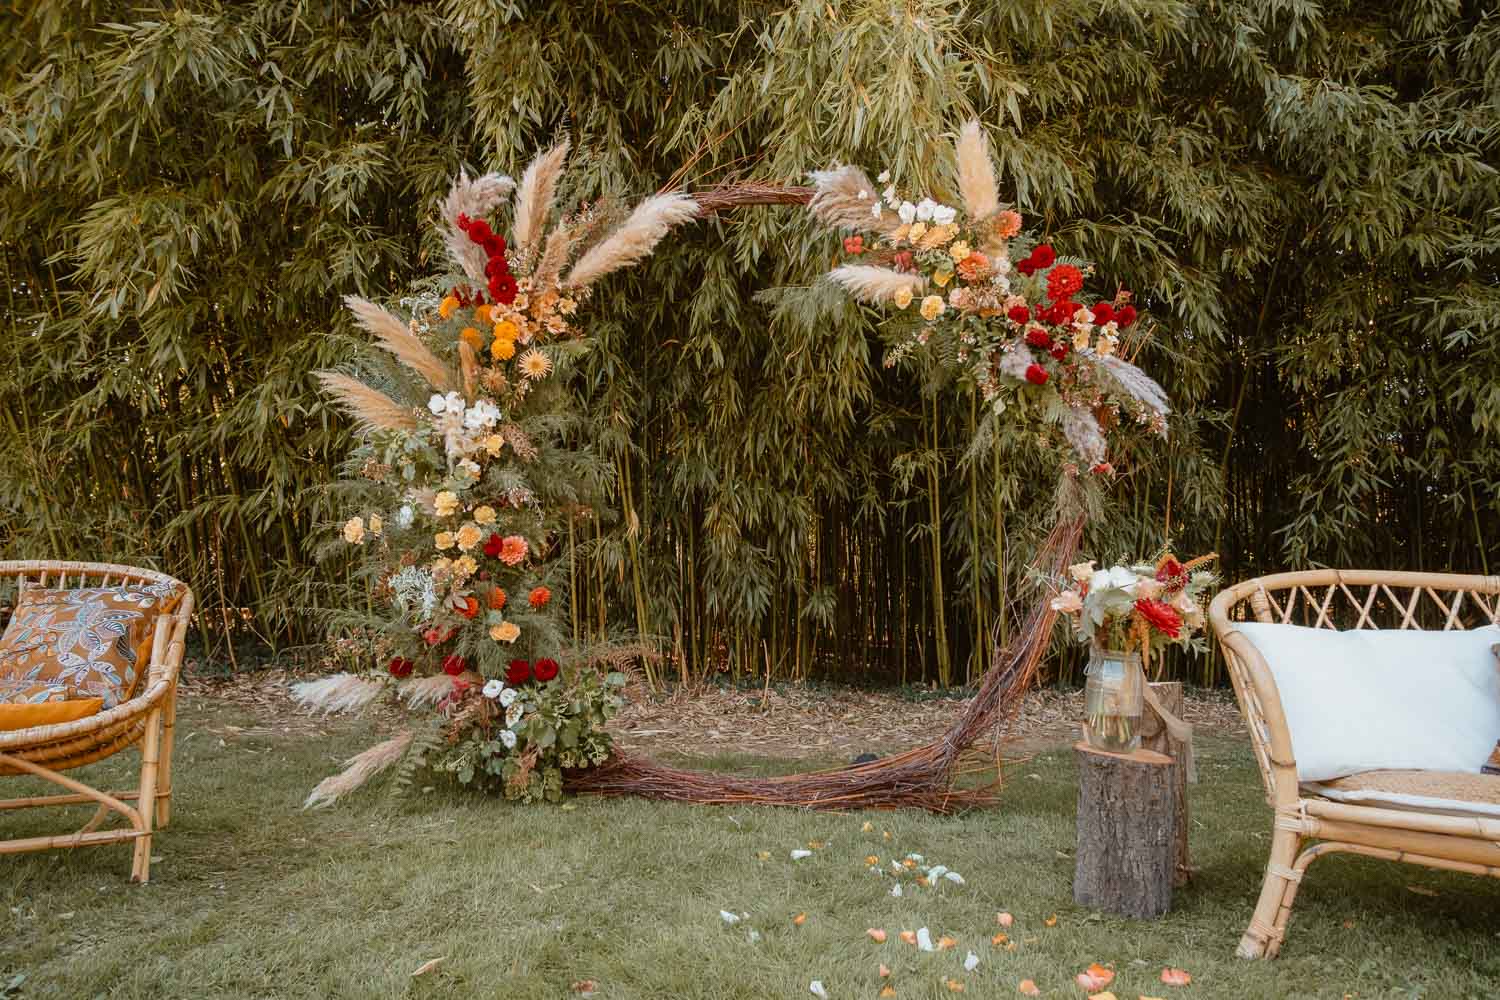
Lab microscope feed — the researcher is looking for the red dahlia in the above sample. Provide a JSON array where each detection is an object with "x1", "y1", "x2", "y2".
[
  {"x1": 1046, "y1": 264, "x2": 1083, "y2": 302},
  {"x1": 442, "y1": 654, "x2": 467, "y2": 676},
  {"x1": 1050, "y1": 343, "x2": 1070, "y2": 361},
  {"x1": 1091, "y1": 302, "x2": 1114, "y2": 324},
  {"x1": 505, "y1": 659, "x2": 532, "y2": 685},
  {"x1": 1117, "y1": 304, "x2": 1138, "y2": 327},
  {"x1": 1007, "y1": 305, "x2": 1031, "y2": 325},
  {"x1": 388, "y1": 656, "x2": 413, "y2": 678},
  {"x1": 483, "y1": 532, "x2": 505, "y2": 558},
  {"x1": 534, "y1": 658, "x2": 560, "y2": 682},
  {"x1": 1134, "y1": 599, "x2": 1182, "y2": 639},
  {"x1": 1025, "y1": 328, "x2": 1053, "y2": 350},
  {"x1": 1024, "y1": 364, "x2": 1049, "y2": 386},
  {"x1": 528, "y1": 586, "x2": 551, "y2": 610},
  {"x1": 1030, "y1": 244, "x2": 1056, "y2": 269},
  {"x1": 488, "y1": 273, "x2": 519, "y2": 304}
]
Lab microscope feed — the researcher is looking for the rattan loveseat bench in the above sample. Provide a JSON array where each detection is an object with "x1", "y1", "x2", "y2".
[
  {"x1": 1209, "y1": 569, "x2": 1500, "y2": 958},
  {"x1": 0, "y1": 561, "x2": 193, "y2": 882}
]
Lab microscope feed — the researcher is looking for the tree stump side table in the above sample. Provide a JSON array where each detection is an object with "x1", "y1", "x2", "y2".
[{"x1": 1072, "y1": 742, "x2": 1178, "y2": 919}]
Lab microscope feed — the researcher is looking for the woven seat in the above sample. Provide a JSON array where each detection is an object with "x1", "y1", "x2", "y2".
[
  {"x1": 1209, "y1": 569, "x2": 1500, "y2": 959},
  {"x1": 0, "y1": 561, "x2": 193, "y2": 882}
]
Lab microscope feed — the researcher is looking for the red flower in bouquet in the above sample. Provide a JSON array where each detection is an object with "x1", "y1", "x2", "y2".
[
  {"x1": 442, "y1": 654, "x2": 467, "y2": 676},
  {"x1": 457, "y1": 596, "x2": 480, "y2": 619},
  {"x1": 1025, "y1": 364, "x2": 1049, "y2": 386},
  {"x1": 1042, "y1": 300, "x2": 1076, "y2": 326},
  {"x1": 1050, "y1": 342, "x2": 1070, "y2": 361},
  {"x1": 487, "y1": 586, "x2": 508, "y2": 610},
  {"x1": 506, "y1": 659, "x2": 532, "y2": 685},
  {"x1": 388, "y1": 656, "x2": 414, "y2": 678},
  {"x1": 1025, "y1": 327, "x2": 1053, "y2": 350},
  {"x1": 499, "y1": 535, "x2": 529, "y2": 566},
  {"x1": 534, "y1": 658, "x2": 560, "y2": 682},
  {"x1": 1116, "y1": 304, "x2": 1138, "y2": 327},
  {"x1": 1046, "y1": 264, "x2": 1083, "y2": 302},
  {"x1": 1030, "y1": 244, "x2": 1056, "y2": 269},
  {"x1": 528, "y1": 586, "x2": 551, "y2": 610},
  {"x1": 892, "y1": 251, "x2": 914, "y2": 272},
  {"x1": 423, "y1": 627, "x2": 443, "y2": 646},
  {"x1": 842, "y1": 235, "x2": 864, "y2": 255},
  {"x1": 1091, "y1": 301, "x2": 1115, "y2": 324},
  {"x1": 1155, "y1": 556, "x2": 1188, "y2": 593},
  {"x1": 483, "y1": 532, "x2": 505, "y2": 558},
  {"x1": 1007, "y1": 305, "x2": 1031, "y2": 325},
  {"x1": 1134, "y1": 599, "x2": 1182, "y2": 639},
  {"x1": 488, "y1": 272, "x2": 518, "y2": 305}
]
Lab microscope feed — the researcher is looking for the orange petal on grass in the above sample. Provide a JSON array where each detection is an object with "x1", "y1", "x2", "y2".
[
  {"x1": 867, "y1": 928, "x2": 888, "y2": 943},
  {"x1": 902, "y1": 858, "x2": 918, "y2": 869},
  {"x1": 883, "y1": 830, "x2": 893, "y2": 840},
  {"x1": 991, "y1": 933, "x2": 1008, "y2": 946},
  {"x1": 879, "y1": 987, "x2": 897, "y2": 998},
  {"x1": 916, "y1": 877, "x2": 930, "y2": 887},
  {"x1": 937, "y1": 935, "x2": 958, "y2": 951},
  {"x1": 899, "y1": 930, "x2": 917, "y2": 945},
  {"x1": 944, "y1": 979, "x2": 965, "y2": 993},
  {"x1": 1087, "y1": 993, "x2": 1118, "y2": 1000},
  {"x1": 1043, "y1": 915, "x2": 1058, "y2": 927},
  {"x1": 996, "y1": 912, "x2": 1015, "y2": 927},
  {"x1": 793, "y1": 912, "x2": 807, "y2": 926},
  {"x1": 862, "y1": 821, "x2": 874, "y2": 832},
  {"x1": 1017, "y1": 980, "x2": 1041, "y2": 996},
  {"x1": 879, "y1": 964, "x2": 891, "y2": 978},
  {"x1": 1160, "y1": 968, "x2": 1192, "y2": 986},
  {"x1": 1075, "y1": 964, "x2": 1115, "y2": 990},
  {"x1": 865, "y1": 855, "x2": 880, "y2": 865},
  {"x1": 807, "y1": 840, "x2": 826, "y2": 849}
]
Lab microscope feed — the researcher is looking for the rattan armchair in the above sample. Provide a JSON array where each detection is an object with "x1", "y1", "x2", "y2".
[
  {"x1": 1209, "y1": 569, "x2": 1500, "y2": 959},
  {"x1": 0, "y1": 561, "x2": 193, "y2": 882}
]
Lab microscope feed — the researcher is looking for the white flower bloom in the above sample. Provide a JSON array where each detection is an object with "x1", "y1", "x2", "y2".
[
  {"x1": 500, "y1": 730, "x2": 517, "y2": 749},
  {"x1": 462, "y1": 399, "x2": 501, "y2": 431},
  {"x1": 870, "y1": 202, "x2": 882, "y2": 218},
  {"x1": 882, "y1": 184, "x2": 897, "y2": 203},
  {"x1": 993, "y1": 255, "x2": 1012, "y2": 275},
  {"x1": 932, "y1": 204, "x2": 957, "y2": 225},
  {"x1": 877, "y1": 170, "x2": 891, "y2": 183},
  {"x1": 915, "y1": 198, "x2": 937, "y2": 222},
  {"x1": 498, "y1": 687, "x2": 517, "y2": 707},
  {"x1": 505, "y1": 702, "x2": 524, "y2": 727},
  {"x1": 857, "y1": 188, "x2": 869, "y2": 200},
  {"x1": 482, "y1": 679, "x2": 504, "y2": 699},
  {"x1": 396, "y1": 504, "x2": 414, "y2": 529},
  {"x1": 427, "y1": 394, "x2": 447, "y2": 415},
  {"x1": 442, "y1": 391, "x2": 465, "y2": 415},
  {"x1": 898, "y1": 201, "x2": 917, "y2": 224},
  {"x1": 458, "y1": 458, "x2": 481, "y2": 478}
]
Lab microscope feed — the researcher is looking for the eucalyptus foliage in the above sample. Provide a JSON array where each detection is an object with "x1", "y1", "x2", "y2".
[{"x1": 3, "y1": 1, "x2": 1496, "y2": 686}]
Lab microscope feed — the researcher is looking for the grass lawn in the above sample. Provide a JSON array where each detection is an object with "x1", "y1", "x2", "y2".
[{"x1": 3, "y1": 696, "x2": 1497, "y2": 999}]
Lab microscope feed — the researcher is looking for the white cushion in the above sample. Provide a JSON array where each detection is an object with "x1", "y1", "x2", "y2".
[
  {"x1": 1236, "y1": 622, "x2": 1500, "y2": 782},
  {"x1": 1303, "y1": 782, "x2": 1500, "y2": 820}
]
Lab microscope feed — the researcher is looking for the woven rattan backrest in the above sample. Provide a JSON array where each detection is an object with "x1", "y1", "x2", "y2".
[
  {"x1": 1235, "y1": 571, "x2": 1500, "y2": 632},
  {"x1": 0, "y1": 561, "x2": 188, "y2": 627}
]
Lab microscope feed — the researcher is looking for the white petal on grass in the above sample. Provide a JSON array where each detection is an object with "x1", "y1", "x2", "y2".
[
  {"x1": 927, "y1": 865, "x2": 948, "y2": 879},
  {"x1": 890, "y1": 884, "x2": 903, "y2": 897},
  {"x1": 790, "y1": 849, "x2": 813, "y2": 860},
  {"x1": 810, "y1": 981, "x2": 829, "y2": 999},
  {"x1": 720, "y1": 910, "x2": 741, "y2": 924},
  {"x1": 964, "y1": 952, "x2": 980, "y2": 972},
  {"x1": 916, "y1": 927, "x2": 935, "y2": 952},
  {"x1": 944, "y1": 871, "x2": 966, "y2": 885}
]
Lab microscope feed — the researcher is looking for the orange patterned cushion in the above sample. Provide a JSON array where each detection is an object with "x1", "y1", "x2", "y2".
[
  {"x1": 0, "y1": 678, "x2": 102, "y2": 732},
  {"x1": 0, "y1": 583, "x2": 183, "y2": 709}
]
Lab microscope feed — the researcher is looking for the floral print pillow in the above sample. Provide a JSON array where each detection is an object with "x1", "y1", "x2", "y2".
[{"x1": 0, "y1": 583, "x2": 184, "y2": 709}]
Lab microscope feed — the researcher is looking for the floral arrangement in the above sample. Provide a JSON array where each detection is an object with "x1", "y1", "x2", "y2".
[
  {"x1": 293, "y1": 138, "x2": 699, "y2": 805},
  {"x1": 1050, "y1": 554, "x2": 1219, "y2": 668},
  {"x1": 807, "y1": 122, "x2": 1170, "y2": 472}
]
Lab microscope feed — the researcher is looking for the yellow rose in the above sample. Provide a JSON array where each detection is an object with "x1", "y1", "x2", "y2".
[
  {"x1": 919, "y1": 295, "x2": 946, "y2": 321},
  {"x1": 948, "y1": 241, "x2": 972, "y2": 262},
  {"x1": 434, "y1": 491, "x2": 459, "y2": 517},
  {"x1": 453, "y1": 555, "x2": 478, "y2": 579},
  {"x1": 893, "y1": 287, "x2": 914, "y2": 309},
  {"x1": 908, "y1": 222, "x2": 928, "y2": 242},
  {"x1": 484, "y1": 434, "x2": 504, "y2": 457},
  {"x1": 438, "y1": 295, "x2": 459, "y2": 319},
  {"x1": 491, "y1": 621, "x2": 521, "y2": 643},
  {"x1": 456, "y1": 522, "x2": 483, "y2": 551},
  {"x1": 491, "y1": 337, "x2": 516, "y2": 361},
  {"x1": 473, "y1": 505, "x2": 497, "y2": 525},
  {"x1": 434, "y1": 531, "x2": 456, "y2": 550},
  {"x1": 342, "y1": 516, "x2": 365, "y2": 544},
  {"x1": 431, "y1": 557, "x2": 453, "y2": 578},
  {"x1": 368, "y1": 514, "x2": 383, "y2": 536},
  {"x1": 932, "y1": 267, "x2": 953, "y2": 288}
]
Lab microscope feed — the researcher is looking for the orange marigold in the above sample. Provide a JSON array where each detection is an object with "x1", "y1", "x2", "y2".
[{"x1": 528, "y1": 586, "x2": 551, "y2": 610}]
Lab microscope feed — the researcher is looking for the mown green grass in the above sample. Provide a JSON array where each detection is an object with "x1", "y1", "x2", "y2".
[{"x1": 2, "y1": 699, "x2": 1497, "y2": 999}]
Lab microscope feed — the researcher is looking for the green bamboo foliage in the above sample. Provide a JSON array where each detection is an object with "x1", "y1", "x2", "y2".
[{"x1": 3, "y1": 1, "x2": 1496, "y2": 686}]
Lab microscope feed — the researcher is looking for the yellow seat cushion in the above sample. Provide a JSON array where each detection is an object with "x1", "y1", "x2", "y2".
[
  {"x1": 0, "y1": 678, "x2": 103, "y2": 732},
  {"x1": 0, "y1": 582, "x2": 184, "y2": 709}
]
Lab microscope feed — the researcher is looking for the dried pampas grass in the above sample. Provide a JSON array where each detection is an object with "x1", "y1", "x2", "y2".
[
  {"x1": 808, "y1": 165, "x2": 899, "y2": 233},
  {"x1": 563, "y1": 193, "x2": 701, "y2": 289},
  {"x1": 531, "y1": 224, "x2": 577, "y2": 294},
  {"x1": 1061, "y1": 405, "x2": 1108, "y2": 465},
  {"x1": 441, "y1": 170, "x2": 515, "y2": 280},
  {"x1": 314, "y1": 372, "x2": 418, "y2": 434},
  {"x1": 290, "y1": 672, "x2": 386, "y2": 714},
  {"x1": 399, "y1": 674, "x2": 453, "y2": 709},
  {"x1": 458, "y1": 340, "x2": 479, "y2": 401},
  {"x1": 1096, "y1": 354, "x2": 1171, "y2": 421},
  {"x1": 303, "y1": 731, "x2": 414, "y2": 809},
  {"x1": 954, "y1": 120, "x2": 1001, "y2": 221},
  {"x1": 512, "y1": 139, "x2": 570, "y2": 256},
  {"x1": 345, "y1": 295, "x2": 455, "y2": 392},
  {"x1": 826, "y1": 265, "x2": 925, "y2": 305}
]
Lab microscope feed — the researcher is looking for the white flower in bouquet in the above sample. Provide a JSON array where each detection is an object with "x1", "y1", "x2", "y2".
[
  {"x1": 898, "y1": 201, "x2": 917, "y2": 224},
  {"x1": 505, "y1": 702, "x2": 524, "y2": 727},
  {"x1": 500, "y1": 730, "x2": 517, "y2": 749},
  {"x1": 877, "y1": 170, "x2": 891, "y2": 183},
  {"x1": 427, "y1": 393, "x2": 447, "y2": 415},
  {"x1": 499, "y1": 688, "x2": 517, "y2": 707},
  {"x1": 915, "y1": 198, "x2": 937, "y2": 221},
  {"x1": 932, "y1": 204, "x2": 957, "y2": 225},
  {"x1": 482, "y1": 679, "x2": 504, "y2": 699},
  {"x1": 1050, "y1": 590, "x2": 1084, "y2": 613},
  {"x1": 1068, "y1": 560, "x2": 1096, "y2": 583},
  {"x1": 463, "y1": 399, "x2": 501, "y2": 431},
  {"x1": 396, "y1": 504, "x2": 414, "y2": 529}
]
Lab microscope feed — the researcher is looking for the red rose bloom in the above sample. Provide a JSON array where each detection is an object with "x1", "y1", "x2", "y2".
[
  {"x1": 423, "y1": 628, "x2": 442, "y2": 646},
  {"x1": 483, "y1": 235, "x2": 506, "y2": 257},
  {"x1": 842, "y1": 235, "x2": 864, "y2": 255},
  {"x1": 1091, "y1": 302, "x2": 1114, "y2": 324},
  {"x1": 1024, "y1": 328, "x2": 1053, "y2": 350},
  {"x1": 1045, "y1": 264, "x2": 1083, "y2": 302},
  {"x1": 467, "y1": 219, "x2": 493, "y2": 243},
  {"x1": 1050, "y1": 343, "x2": 1070, "y2": 361},
  {"x1": 442, "y1": 654, "x2": 466, "y2": 676},
  {"x1": 1006, "y1": 305, "x2": 1031, "y2": 325},
  {"x1": 1156, "y1": 556, "x2": 1185, "y2": 583},
  {"x1": 1043, "y1": 300, "x2": 1076, "y2": 326},
  {"x1": 1134, "y1": 599, "x2": 1182, "y2": 639},
  {"x1": 1030, "y1": 244, "x2": 1056, "y2": 269},
  {"x1": 528, "y1": 586, "x2": 551, "y2": 610},
  {"x1": 1116, "y1": 304, "x2": 1138, "y2": 327},
  {"x1": 483, "y1": 532, "x2": 505, "y2": 558},
  {"x1": 534, "y1": 658, "x2": 560, "y2": 682},
  {"x1": 892, "y1": 251, "x2": 914, "y2": 272},
  {"x1": 505, "y1": 659, "x2": 532, "y2": 685},
  {"x1": 485, "y1": 256, "x2": 510, "y2": 277},
  {"x1": 388, "y1": 656, "x2": 413, "y2": 678},
  {"x1": 1024, "y1": 364, "x2": 1049, "y2": 386}
]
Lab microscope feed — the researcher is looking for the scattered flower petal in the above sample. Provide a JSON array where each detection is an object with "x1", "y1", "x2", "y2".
[
  {"x1": 756, "y1": 851, "x2": 772, "y2": 861},
  {"x1": 997, "y1": 912, "x2": 1015, "y2": 928},
  {"x1": 964, "y1": 951, "x2": 980, "y2": 972},
  {"x1": 1088, "y1": 993, "x2": 1118, "y2": 1000},
  {"x1": 867, "y1": 928, "x2": 888, "y2": 943},
  {"x1": 791, "y1": 850, "x2": 813, "y2": 860},
  {"x1": 1044, "y1": 915, "x2": 1058, "y2": 927},
  {"x1": 747, "y1": 929, "x2": 761, "y2": 943},
  {"x1": 944, "y1": 872, "x2": 966, "y2": 885},
  {"x1": 865, "y1": 855, "x2": 880, "y2": 865},
  {"x1": 1160, "y1": 968, "x2": 1192, "y2": 986},
  {"x1": 570, "y1": 980, "x2": 597, "y2": 996},
  {"x1": 879, "y1": 964, "x2": 891, "y2": 978},
  {"x1": 916, "y1": 927, "x2": 935, "y2": 952},
  {"x1": 928, "y1": 865, "x2": 949, "y2": 879},
  {"x1": 899, "y1": 930, "x2": 917, "y2": 945},
  {"x1": 879, "y1": 987, "x2": 896, "y2": 999},
  {"x1": 1018, "y1": 980, "x2": 1041, "y2": 997},
  {"x1": 719, "y1": 911, "x2": 740, "y2": 924},
  {"x1": 410, "y1": 957, "x2": 445, "y2": 977},
  {"x1": 809, "y1": 981, "x2": 828, "y2": 999},
  {"x1": 794, "y1": 912, "x2": 807, "y2": 927},
  {"x1": 862, "y1": 821, "x2": 874, "y2": 832},
  {"x1": 891, "y1": 884, "x2": 903, "y2": 897},
  {"x1": 937, "y1": 935, "x2": 958, "y2": 951},
  {"x1": 807, "y1": 841, "x2": 826, "y2": 849},
  {"x1": 991, "y1": 933, "x2": 1008, "y2": 946},
  {"x1": 944, "y1": 978, "x2": 965, "y2": 993},
  {"x1": 1076, "y1": 964, "x2": 1115, "y2": 991}
]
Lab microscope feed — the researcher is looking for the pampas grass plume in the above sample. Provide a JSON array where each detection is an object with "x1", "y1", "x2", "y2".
[
  {"x1": 303, "y1": 731, "x2": 414, "y2": 809},
  {"x1": 344, "y1": 295, "x2": 455, "y2": 392},
  {"x1": 954, "y1": 120, "x2": 1001, "y2": 221},
  {"x1": 826, "y1": 264, "x2": 925, "y2": 304},
  {"x1": 563, "y1": 193, "x2": 700, "y2": 289},
  {"x1": 314, "y1": 372, "x2": 418, "y2": 434},
  {"x1": 807, "y1": 165, "x2": 900, "y2": 233},
  {"x1": 513, "y1": 139, "x2": 570, "y2": 255},
  {"x1": 290, "y1": 672, "x2": 386, "y2": 714}
]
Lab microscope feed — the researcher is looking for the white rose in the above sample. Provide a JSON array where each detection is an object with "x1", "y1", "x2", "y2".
[
  {"x1": 932, "y1": 205, "x2": 957, "y2": 225},
  {"x1": 499, "y1": 688, "x2": 517, "y2": 707},
  {"x1": 505, "y1": 703, "x2": 524, "y2": 727},
  {"x1": 915, "y1": 198, "x2": 937, "y2": 222},
  {"x1": 870, "y1": 202, "x2": 883, "y2": 218},
  {"x1": 898, "y1": 201, "x2": 917, "y2": 224},
  {"x1": 482, "y1": 679, "x2": 504, "y2": 699},
  {"x1": 882, "y1": 184, "x2": 897, "y2": 204},
  {"x1": 857, "y1": 188, "x2": 869, "y2": 200},
  {"x1": 443, "y1": 391, "x2": 465, "y2": 415},
  {"x1": 877, "y1": 170, "x2": 891, "y2": 183},
  {"x1": 1107, "y1": 566, "x2": 1139, "y2": 592},
  {"x1": 500, "y1": 730, "x2": 517, "y2": 749},
  {"x1": 427, "y1": 394, "x2": 447, "y2": 415},
  {"x1": 396, "y1": 504, "x2": 414, "y2": 529}
]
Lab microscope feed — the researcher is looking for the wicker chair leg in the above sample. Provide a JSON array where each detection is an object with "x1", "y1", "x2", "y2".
[
  {"x1": 156, "y1": 687, "x2": 177, "y2": 828},
  {"x1": 1238, "y1": 827, "x2": 1303, "y2": 959},
  {"x1": 130, "y1": 708, "x2": 163, "y2": 883}
]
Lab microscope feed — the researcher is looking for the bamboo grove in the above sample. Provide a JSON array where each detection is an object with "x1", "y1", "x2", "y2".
[{"x1": 2, "y1": 1, "x2": 1497, "y2": 687}]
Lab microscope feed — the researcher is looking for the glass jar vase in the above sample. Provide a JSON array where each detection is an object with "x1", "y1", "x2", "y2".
[{"x1": 1082, "y1": 645, "x2": 1145, "y2": 753}]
